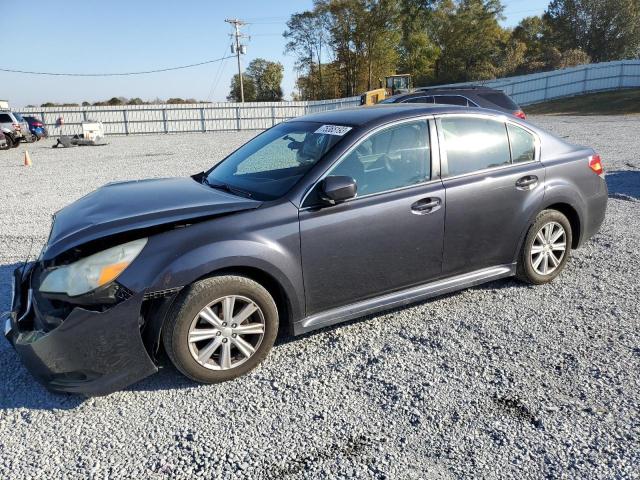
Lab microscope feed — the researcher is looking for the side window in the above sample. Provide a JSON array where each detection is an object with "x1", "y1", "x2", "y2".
[
  {"x1": 434, "y1": 95, "x2": 468, "y2": 106},
  {"x1": 0, "y1": 113, "x2": 12, "y2": 123},
  {"x1": 441, "y1": 117, "x2": 511, "y2": 176},
  {"x1": 327, "y1": 120, "x2": 431, "y2": 197},
  {"x1": 403, "y1": 96, "x2": 434, "y2": 104},
  {"x1": 507, "y1": 124, "x2": 536, "y2": 163}
]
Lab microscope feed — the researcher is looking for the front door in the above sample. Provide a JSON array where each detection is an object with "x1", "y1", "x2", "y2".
[
  {"x1": 299, "y1": 118, "x2": 445, "y2": 315},
  {"x1": 437, "y1": 114, "x2": 545, "y2": 276}
]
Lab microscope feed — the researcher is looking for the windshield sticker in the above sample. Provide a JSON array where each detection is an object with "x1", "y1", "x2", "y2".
[{"x1": 315, "y1": 125, "x2": 352, "y2": 136}]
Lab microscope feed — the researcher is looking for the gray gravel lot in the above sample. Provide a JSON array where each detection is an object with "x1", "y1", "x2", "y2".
[{"x1": 0, "y1": 115, "x2": 639, "y2": 479}]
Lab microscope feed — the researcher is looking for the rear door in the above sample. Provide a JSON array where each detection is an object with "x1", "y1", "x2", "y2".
[{"x1": 437, "y1": 114, "x2": 544, "y2": 276}]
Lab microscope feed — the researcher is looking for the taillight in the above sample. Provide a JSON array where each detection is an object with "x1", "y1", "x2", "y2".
[
  {"x1": 589, "y1": 154, "x2": 604, "y2": 177},
  {"x1": 34, "y1": 122, "x2": 43, "y2": 127},
  {"x1": 514, "y1": 110, "x2": 526, "y2": 120},
  {"x1": 13, "y1": 123, "x2": 21, "y2": 131}
]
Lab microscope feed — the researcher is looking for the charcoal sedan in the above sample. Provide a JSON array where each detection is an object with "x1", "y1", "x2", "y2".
[{"x1": 3, "y1": 105, "x2": 607, "y2": 395}]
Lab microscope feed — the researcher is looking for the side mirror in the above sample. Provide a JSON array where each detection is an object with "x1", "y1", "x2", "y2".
[{"x1": 320, "y1": 176, "x2": 357, "y2": 204}]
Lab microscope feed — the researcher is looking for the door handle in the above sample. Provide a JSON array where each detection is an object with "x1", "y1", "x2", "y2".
[
  {"x1": 411, "y1": 197, "x2": 441, "y2": 214},
  {"x1": 515, "y1": 175, "x2": 538, "y2": 190}
]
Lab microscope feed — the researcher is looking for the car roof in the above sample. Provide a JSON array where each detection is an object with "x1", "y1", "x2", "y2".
[
  {"x1": 290, "y1": 104, "x2": 503, "y2": 128},
  {"x1": 415, "y1": 85, "x2": 497, "y2": 93}
]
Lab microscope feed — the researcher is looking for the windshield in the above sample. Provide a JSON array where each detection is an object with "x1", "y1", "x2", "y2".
[{"x1": 205, "y1": 121, "x2": 349, "y2": 200}]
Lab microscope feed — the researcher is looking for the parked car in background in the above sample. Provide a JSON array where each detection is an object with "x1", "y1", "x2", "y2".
[
  {"x1": 23, "y1": 115, "x2": 48, "y2": 140},
  {"x1": 14, "y1": 113, "x2": 36, "y2": 142},
  {"x1": 379, "y1": 86, "x2": 527, "y2": 119},
  {"x1": 4, "y1": 104, "x2": 607, "y2": 396},
  {"x1": 0, "y1": 110, "x2": 27, "y2": 147}
]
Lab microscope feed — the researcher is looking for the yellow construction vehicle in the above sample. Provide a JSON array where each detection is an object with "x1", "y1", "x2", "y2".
[{"x1": 360, "y1": 74, "x2": 412, "y2": 105}]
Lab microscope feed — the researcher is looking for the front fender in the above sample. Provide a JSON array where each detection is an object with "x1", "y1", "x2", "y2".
[{"x1": 118, "y1": 204, "x2": 305, "y2": 322}]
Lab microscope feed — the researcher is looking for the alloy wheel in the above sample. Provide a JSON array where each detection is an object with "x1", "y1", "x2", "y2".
[
  {"x1": 187, "y1": 295, "x2": 266, "y2": 370},
  {"x1": 530, "y1": 221, "x2": 567, "y2": 275}
]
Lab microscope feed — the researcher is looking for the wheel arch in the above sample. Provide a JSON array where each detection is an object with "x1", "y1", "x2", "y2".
[
  {"x1": 543, "y1": 202, "x2": 581, "y2": 249},
  {"x1": 196, "y1": 265, "x2": 294, "y2": 336},
  {"x1": 142, "y1": 263, "x2": 298, "y2": 360},
  {"x1": 513, "y1": 199, "x2": 583, "y2": 265}
]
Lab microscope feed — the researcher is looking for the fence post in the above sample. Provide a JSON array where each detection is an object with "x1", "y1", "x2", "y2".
[
  {"x1": 236, "y1": 106, "x2": 241, "y2": 131},
  {"x1": 123, "y1": 110, "x2": 129, "y2": 135},
  {"x1": 582, "y1": 66, "x2": 588, "y2": 93},
  {"x1": 619, "y1": 61, "x2": 625, "y2": 88},
  {"x1": 82, "y1": 110, "x2": 88, "y2": 122},
  {"x1": 41, "y1": 111, "x2": 46, "y2": 128},
  {"x1": 271, "y1": 105, "x2": 276, "y2": 126},
  {"x1": 162, "y1": 108, "x2": 168, "y2": 134},
  {"x1": 200, "y1": 108, "x2": 206, "y2": 133},
  {"x1": 543, "y1": 76, "x2": 549, "y2": 101}
]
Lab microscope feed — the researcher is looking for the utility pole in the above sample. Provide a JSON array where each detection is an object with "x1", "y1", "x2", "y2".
[{"x1": 225, "y1": 18, "x2": 248, "y2": 103}]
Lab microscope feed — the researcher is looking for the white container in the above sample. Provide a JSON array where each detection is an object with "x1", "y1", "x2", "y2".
[{"x1": 82, "y1": 121, "x2": 105, "y2": 142}]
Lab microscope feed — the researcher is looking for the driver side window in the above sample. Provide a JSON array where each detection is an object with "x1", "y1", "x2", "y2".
[{"x1": 327, "y1": 120, "x2": 431, "y2": 197}]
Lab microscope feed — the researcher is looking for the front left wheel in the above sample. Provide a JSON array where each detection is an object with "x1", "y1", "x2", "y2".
[{"x1": 163, "y1": 275, "x2": 279, "y2": 384}]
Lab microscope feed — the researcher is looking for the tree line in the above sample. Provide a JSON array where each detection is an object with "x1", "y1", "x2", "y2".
[{"x1": 283, "y1": 0, "x2": 640, "y2": 100}]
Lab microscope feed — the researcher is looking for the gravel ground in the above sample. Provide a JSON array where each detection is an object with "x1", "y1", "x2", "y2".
[{"x1": 0, "y1": 116, "x2": 638, "y2": 479}]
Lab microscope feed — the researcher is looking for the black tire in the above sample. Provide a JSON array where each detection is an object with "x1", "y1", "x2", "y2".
[
  {"x1": 4, "y1": 134, "x2": 14, "y2": 148},
  {"x1": 517, "y1": 209, "x2": 572, "y2": 285},
  {"x1": 163, "y1": 275, "x2": 279, "y2": 384}
]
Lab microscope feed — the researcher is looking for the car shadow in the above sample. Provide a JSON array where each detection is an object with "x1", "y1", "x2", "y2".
[{"x1": 606, "y1": 170, "x2": 640, "y2": 202}]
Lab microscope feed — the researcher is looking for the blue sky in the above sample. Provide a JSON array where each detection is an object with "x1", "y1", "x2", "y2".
[{"x1": 1, "y1": 0, "x2": 549, "y2": 107}]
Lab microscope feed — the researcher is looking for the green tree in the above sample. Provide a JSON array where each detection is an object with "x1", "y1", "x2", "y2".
[
  {"x1": 432, "y1": 0, "x2": 507, "y2": 83},
  {"x1": 284, "y1": 7, "x2": 331, "y2": 99},
  {"x1": 227, "y1": 74, "x2": 257, "y2": 102},
  {"x1": 106, "y1": 97, "x2": 124, "y2": 106},
  {"x1": 246, "y1": 59, "x2": 285, "y2": 101},
  {"x1": 397, "y1": 0, "x2": 440, "y2": 85},
  {"x1": 544, "y1": 0, "x2": 640, "y2": 62}
]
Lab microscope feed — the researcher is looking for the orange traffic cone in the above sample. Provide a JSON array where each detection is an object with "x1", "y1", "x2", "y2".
[{"x1": 24, "y1": 150, "x2": 32, "y2": 167}]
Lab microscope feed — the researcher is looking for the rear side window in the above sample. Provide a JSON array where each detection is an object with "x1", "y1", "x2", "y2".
[
  {"x1": 434, "y1": 95, "x2": 468, "y2": 106},
  {"x1": 403, "y1": 96, "x2": 434, "y2": 104},
  {"x1": 507, "y1": 124, "x2": 536, "y2": 163},
  {"x1": 0, "y1": 113, "x2": 13, "y2": 123},
  {"x1": 478, "y1": 92, "x2": 519, "y2": 110},
  {"x1": 441, "y1": 117, "x2": 511, "y2": 176}
]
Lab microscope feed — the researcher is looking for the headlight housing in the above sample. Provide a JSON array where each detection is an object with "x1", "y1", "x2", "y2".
[{"x1": 40, "y1": 238, "x2": 147, "y2": 297}]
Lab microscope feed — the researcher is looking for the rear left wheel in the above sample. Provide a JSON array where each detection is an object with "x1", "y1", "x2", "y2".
[
  {"x1": 163, "y1": 275, "x2": 279, "y2": 384},
  {"x1": 517, "y1": 209, "x2": 572, "y2": 284}
]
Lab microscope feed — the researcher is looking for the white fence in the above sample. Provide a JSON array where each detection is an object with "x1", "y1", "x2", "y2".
[
  {"x1": 17, "y1": 60, "x2": 640, "y2": 136},
  {"x1": 18, "y1": 97, "x2": 360, "y2": 136},
  {"x1": 447, "y1": 59, "x2": 640, "y2": 106}
]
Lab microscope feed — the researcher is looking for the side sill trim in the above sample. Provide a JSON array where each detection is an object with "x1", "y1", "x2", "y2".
[{"x1": 294, "y1": 264, "x2": 516, "y2": 335}]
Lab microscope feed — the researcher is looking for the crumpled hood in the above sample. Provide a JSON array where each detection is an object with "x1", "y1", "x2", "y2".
[{"x1": 43, "y1": 177, "x2": 261, "y2": 260}]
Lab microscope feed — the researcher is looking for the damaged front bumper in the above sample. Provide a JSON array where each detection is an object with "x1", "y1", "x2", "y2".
[{"x1": 4, "y1": 262, "x2": 158, "y2": 396}]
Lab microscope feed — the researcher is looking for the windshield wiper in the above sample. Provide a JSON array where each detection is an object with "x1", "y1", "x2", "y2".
[{"x1": 202, "y1": 177, "x2": 253, "y2": 198}]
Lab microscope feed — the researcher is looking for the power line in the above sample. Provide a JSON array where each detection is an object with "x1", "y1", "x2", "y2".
[{"x1": 0, "y1": 56, "x2": 234, "y2": 77}]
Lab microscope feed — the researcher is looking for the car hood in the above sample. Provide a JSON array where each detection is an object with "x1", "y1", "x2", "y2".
[{"x1": 43, "y1": 177, "x2": 262, "y2": 260}]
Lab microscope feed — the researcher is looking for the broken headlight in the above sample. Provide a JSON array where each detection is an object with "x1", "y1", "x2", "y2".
[{"x1": 40, "y1": 238, "x2": 147, "y2": 297}]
